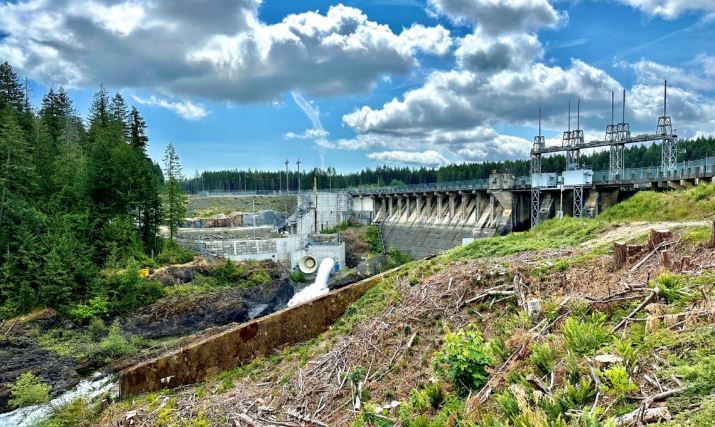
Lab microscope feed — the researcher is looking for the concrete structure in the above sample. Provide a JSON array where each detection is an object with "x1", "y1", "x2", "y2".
[{"x1": 120, "y1": 266, "x2": 399, "y2": 397}]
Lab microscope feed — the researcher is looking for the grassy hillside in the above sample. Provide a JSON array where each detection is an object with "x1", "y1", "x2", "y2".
[{"x1": 41, "y1": 185, "x2": 715, "y2": 426}]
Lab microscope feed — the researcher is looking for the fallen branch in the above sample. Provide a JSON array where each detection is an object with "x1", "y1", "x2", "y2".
[
  {"x1": 286, "y1": 410, "x2": 329, "y2": 427},
  {"x1": 613, "y1": 406, "x2": 671, "y2": 426},
  {"x1": 612, "y1": 287, "x2": 658, "y2": 332}
]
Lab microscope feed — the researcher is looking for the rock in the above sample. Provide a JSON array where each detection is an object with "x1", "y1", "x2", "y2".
[
  {"x1": 594, "y1": 354, "x2": 624, "y2": 369},
  {"x1": 527, "y1": 298, "x2": 542, "y2": 320},
  {"x1": 0, "y1": 338, "x2": 80, "y2": 413},
  {"x1": 329, "y1": 268, "x2": 360, "y2": 290}
]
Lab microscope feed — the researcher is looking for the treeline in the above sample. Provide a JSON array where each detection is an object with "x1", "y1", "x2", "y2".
[
  {"x1": 0, "y1": 61, "x2": 183, "y2": 319},
  {"x1": 184, "y1": 137, "x2": 715, "y2": 192}
]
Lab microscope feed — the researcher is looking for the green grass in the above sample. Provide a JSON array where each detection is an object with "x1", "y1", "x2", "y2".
[{"x1": 599, "y1": 184, "x2": 715, "y2": 222}]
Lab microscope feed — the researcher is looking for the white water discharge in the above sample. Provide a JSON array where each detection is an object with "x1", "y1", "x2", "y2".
[
  {"x1": 0, "y1": 374, "x2": 117, "y2": 427},
  {"x1": 287, "y1": 257, "x2": 335, "y2": 307}
]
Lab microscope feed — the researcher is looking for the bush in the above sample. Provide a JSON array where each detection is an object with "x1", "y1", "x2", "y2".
[
  {"x1": 247, "y1": 270, "x2": 271, "y2": 287},
  {"x1": 68, "y1": 295, "x2": 110, "y2": 321},
  {"x1": 561, "y1": 314, "x2": 610, "y2": 355},
  {"x1": 88, "y1": 317, "x2": 109, "y2": 341},
  {"x1": 433, "y1": 327, "x2": 494, "y2": 396},
  {"x1": 156, "y1": 239, "x2": 195, "y2": 265},
  {"x1": 365, "y1": 226, "x2": 383, "y2": 255},
  {"x1": 290, "y1": 270, "x2": 307, "y2": 283},
  {"x1": 600, "y1": 364, "x2": 638, "y2": 400},
  {"x1": 385, "y1": 247, "x2": 412, "y2": 269},
  {"x1": 99, "y1": 321, "x2": 136, "y2": 358},
  {"x1": 212, "y1": 259, "x2": 246, "y2": 284},
  {"x1": 9, "y1": 371, "x2": 51, "y2": 408},
  {"x1": 99, "y1": 268, "x2": 164, "y2": 315}
]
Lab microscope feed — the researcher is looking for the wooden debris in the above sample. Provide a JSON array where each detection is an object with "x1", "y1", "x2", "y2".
[
  {"x1": 593, "y1": 354, "x2": 624, "y2": 369},
  {"x1": 613, "y1": 288, "x2": 658, "y2": 332},
  {"x1": 613, "y1": 406, "x2": 672, "y2": 426},
  {"x1": 648, "y1": 229, "x2": 673, "y2": 250}
]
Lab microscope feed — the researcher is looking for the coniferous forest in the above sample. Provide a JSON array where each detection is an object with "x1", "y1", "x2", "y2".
[
  {"x1": 183, "y1": 137, "x2": 715, "y2": 193},
  {"x1": 0, "y1": 61, "x2": 180, "y2": 319}
]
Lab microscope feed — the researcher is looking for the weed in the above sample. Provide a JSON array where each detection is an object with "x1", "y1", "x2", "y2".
[
  {"x1": 9, "y1": 371, "x2": 51, "y2": 408},
  {"x1": 290, "y1": 270, "x2": 307, "y2": 283},
  {"x1": 530, "y1": 342, "x2": 556, "y2": 375},
  {"x1": 613, "y1": 337, "x2": 639, "y2": 371},
  {"x1": 99, "y1": 321, "x2": 136, "y2": 358},
  {"x1": 561, "y1": 314, "x2": 610, "y2": 355},
  {"x1": 600, "y1": 364, "x2": 638, "y2": 400},
  {"x1": 36, "y1": 398, "x2": 100, "y2": 427},
  {"x1": 433, "y1": 326, "x2": 494, "y2": 396}
]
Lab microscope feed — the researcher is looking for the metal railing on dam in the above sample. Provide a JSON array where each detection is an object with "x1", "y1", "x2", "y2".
[{"x1": 349, "y1": 156, "x2": 715, "y2": 195}]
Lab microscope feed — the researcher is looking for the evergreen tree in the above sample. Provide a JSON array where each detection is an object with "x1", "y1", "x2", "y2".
[
  {"x1": 0, "y1": 61, "x2": 25, "y2": 111},
  {"x1": 130, "y1": 106, "x2": 149, "y2": 152},
  {"x1": 162, "y1": 142, "x2": 186, "y2": 241},
  {"x1": 109, "y1": 92, "x2": 130, "y2": 140}
]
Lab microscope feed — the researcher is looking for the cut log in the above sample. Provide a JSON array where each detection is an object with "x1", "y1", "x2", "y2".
[
  {"x1": 614, "y1": 406, "x2": 671, "y2": 426},
  {"x1": 648, "y1": 229, "x2": 672, "y2": 250},
  {"x1": 660, "y1": 250, "x2": 673, "y2": 271},
  {"x1": 710, "y1": 220, "x2": 715, "y2": 248}
]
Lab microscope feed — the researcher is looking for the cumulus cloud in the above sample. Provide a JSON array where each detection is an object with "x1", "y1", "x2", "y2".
[
  {"x1": 0, "y1": 1, "x2": 452, "y2": 103},
  {"x1": 132, "y1": 95, "x2": 209, "y2": 120},
  {"x1": 427, "y1": 0, "x2": 563, "y2": 34},
  {"x1": 615, "y1": 0, "x2": 715, "y2": 19},
  {"x1": 367, "y1": 150, "x2": 449, "y2": 166},
  {"x1": 456, "y1": 31, "x2": 543, "y2": 71},
  {"x1": 616, "y1": 58, "x2": 714, "y2": 91}
]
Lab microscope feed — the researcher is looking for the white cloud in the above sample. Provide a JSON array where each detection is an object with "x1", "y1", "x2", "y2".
[
  {"x1": 132, "y1": 95, "x2": 209, "y2": 120},
  {"x1": 0, "y1": 1, "x2": 452, "y2": 103},
  {"x1": 456, "y1": 30, "x2": 543, "y2": 71},
  {"x1": 367, "y1": 150, "x2": 449, "y2": 166},
  {"x1": 614, "y1": 0, "x2": 715, "y2": 19},
  {"x1": 427, "y1": 0, "x2": 563, "y2": 34},
  {"x1": 616, "y1": 57, "x2": 714, "y2": 91}
]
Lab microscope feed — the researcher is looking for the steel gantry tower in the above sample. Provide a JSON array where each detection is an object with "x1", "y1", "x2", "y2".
[
  {"x1": 530, "y1": 107, "x2": 545, "y2": 227},
  {"x1": 607, "y1": 90, "x2": 631, "y2": 179},
  {"x1": 562, "y1": 100, "x2": 584, "y2": 171},
  {"x1": 657, "y1": 80, "x2": 677, "y2": 171}
]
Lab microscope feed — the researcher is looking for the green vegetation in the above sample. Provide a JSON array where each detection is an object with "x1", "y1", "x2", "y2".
[
  {"x1": 365, "y1": 225, "x2": 384, "y2": 255},
  {"x1": 37, "y1": 399, "x2": 100, "y2": 427},
  {"x1": 0, "y1": 61, "x2": 186, "y2": 320},
  {"x1": 599, "y1": 184, "x2": 715, "y2": 222},
  {"x1": 9, "y1": 371, "x2": 51, "y2": 408},
  {"x1": 433, "y1": 326, "x2": 495, "y2": 396},
  {"x1": 561, "y1": 314, "x2": 610, "y2": 356},
  {"x1": 290, "y1": 270, "x2": 307, "y2": 283}
]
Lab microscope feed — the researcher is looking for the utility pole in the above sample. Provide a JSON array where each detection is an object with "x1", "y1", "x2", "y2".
[
  {"x1": 296, "y1": 159, "x2": 301, "y2": 196},
  {"x1": 284, "y1": 160, "x2": 290, "y2": 193}
]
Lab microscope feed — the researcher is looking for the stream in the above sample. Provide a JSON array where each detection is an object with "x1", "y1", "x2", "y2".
[{"x1": 0, "y1": 374, "x2": 117, "y2": 427}]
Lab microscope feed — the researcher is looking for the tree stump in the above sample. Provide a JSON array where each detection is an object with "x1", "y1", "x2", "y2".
[
  {"x1": 648, "y1": 229, "x2": 672, "y2": 250},
  {"x1": 660, "y1": 250, "x2": 673, "y2": 271},
  {"x1": 612, "y1": 242, "x2": 627, "y2": 270},
  {"x1": 709, "y1": 221, "x2": 715, "y2": 248}
]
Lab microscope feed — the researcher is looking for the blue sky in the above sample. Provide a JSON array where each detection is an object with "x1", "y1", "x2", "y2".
[{"x1": 2, "y1": 0, "x2": 714, "y2": 174}]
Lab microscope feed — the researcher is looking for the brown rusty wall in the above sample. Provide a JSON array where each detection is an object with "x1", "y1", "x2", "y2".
[{"x1": 119, "y1": 272, "x2": 389, "y2": 398}]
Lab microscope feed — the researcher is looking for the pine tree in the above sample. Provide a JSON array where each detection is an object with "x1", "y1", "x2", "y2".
[
  {"x1": 162, "y1": 143, "x2": 186, "y2": 241},
  {"x1": 0, "y1": 61, "x2": 24, "y2": 111},
  {"x1": 89, "y1": 83, "x2": 110, "y2": 129},
  {"x1": 109, "y1": 93, "x2": 130, "y2": 140},
  {"x1": 129, "y1": 106, "x2": 149, "y2": 152}
]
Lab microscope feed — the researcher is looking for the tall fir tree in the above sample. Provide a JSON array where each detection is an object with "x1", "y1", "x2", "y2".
[
  {"x1": 162, "y1": 142, "x2": 186, "y2": 241},
  {"x1": 130, "y1": 106, "x2": 149, "y2": 152}
]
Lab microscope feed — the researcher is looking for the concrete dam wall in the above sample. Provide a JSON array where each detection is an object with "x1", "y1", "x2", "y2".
[{"x1": 119, "y1": 267, "x2": 396, "y2": 397}]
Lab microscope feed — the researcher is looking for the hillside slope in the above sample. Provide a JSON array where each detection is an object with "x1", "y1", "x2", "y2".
[{"x1": 60, "y1": 186, "x2": 715, "y2": 425}]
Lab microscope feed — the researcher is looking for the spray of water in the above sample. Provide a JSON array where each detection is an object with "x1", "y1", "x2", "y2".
[{"x1": 287, "y1": 257, "x2": 335, "y2": 307}]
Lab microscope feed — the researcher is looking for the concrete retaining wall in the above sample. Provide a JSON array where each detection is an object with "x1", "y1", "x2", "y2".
[
  {"x1": 382, "y1": 223, "x2": 474, "y2": 258},
  {"x1": 119, "y1": 270, "x2": 392, "y2": 397}
]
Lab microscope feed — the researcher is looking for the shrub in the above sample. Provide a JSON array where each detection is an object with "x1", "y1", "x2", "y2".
[
  {"x1": 433, "y1": 327, "x2": 494, "y2": 396},
  {"x1": 654, "y1": 273, "x2": 683, "y2": 304},
  {"x1": 290, "y1": 270, "x2": 307, "y2": 283},
  {"x1": 99, "y1": 268, "x2": 164, "y2": 315},
  {"x1": 156, "y1": 239, "x2": 194, "y2": 265},
  {"x1": 365, "y1": 226, "x2": 383, "y2": 255},
  {"x1": 247, "y1": 270, "x2": 271, "y2": 287},
  {"x1": 99, "y1": 321, "x2": 136, "y2": 358},
  {"x1": 530, "y1": 342, "x2": 556, "y2": 375},
  {"x1": 600, "y1": 364, "x2": 638, "y2": 400},
  {"x1": 88, "y1": 317, "x2": 108, "y2": 341},
  {"x1": 212, "y1": 259, "x2": 246, "y2": 284},
  {"x1": 613, "y1": 337, "x2": 639, "y2": 371},
  {"x1": 385, "y1": 247, "x2": 412, "y2": 269},
  {"x1": 9, "y1": 371, "x2": 51, "y2": 408},
  {"x1": 561, "y1": 314, "x2": 610, "y2": 355},
  {"x1": 68, "y1": 295, "x2": 110, "y2": 321}
]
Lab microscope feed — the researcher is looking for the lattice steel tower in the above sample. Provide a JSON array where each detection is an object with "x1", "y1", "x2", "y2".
[
  {"x1": 562, "y1": 100, "x2": 584, "y2": 171},
  {"x1": 657, "y1": 80, "x2": 677, "y2": 171}
]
